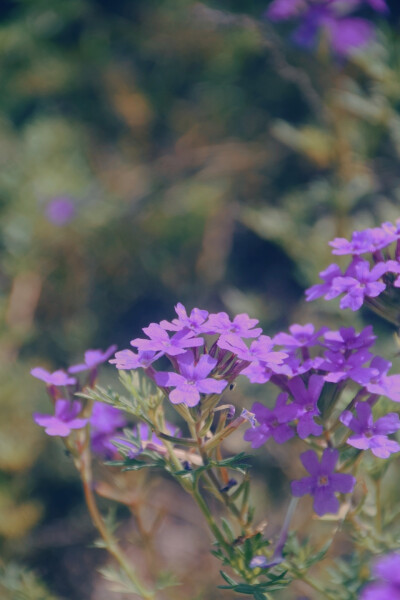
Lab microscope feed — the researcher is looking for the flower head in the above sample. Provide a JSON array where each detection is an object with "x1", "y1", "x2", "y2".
[
  {"x1": 33, "y1": 399, "x2": 88, "y2": 437},
  {"x1": 69, "y1": 345, "x2": 117, "y2": 373},
  {"x1": 90, "y1": 402, "x2": 127, "y2": 457},
  {"x1": 243, "y1": 393, "x2": 297, "y2": 448},
  {"x1": 109, "y1": 349, "x2": 162, "y2": 370},
  {"x1": 45, "y1": 197, "x2": 76, "y2": 226},
  {"x1": 131, "y1": 323, "x2": 203, "y2": 357},
  {"x1": 287, "y1": 375, "x2": 325, "y2": 438},
  {"x1": 361, "y1": 552, "x2": 400, "y2": 600},
  {"x1": 155, "y1": 350, "x2": 227, "y2": 407},
  {"x1": 340, "y1": 402, "x2": 400, "y2": 458},
  {"x1": 160, "y1": 303, "x2": 209, "y2": 334},
  {"x1": 291, "y1": 448, "x2": 355, "y2": 516},
  {"x1": 31, "y1": 367, "x2": 76, "y2": 387}
]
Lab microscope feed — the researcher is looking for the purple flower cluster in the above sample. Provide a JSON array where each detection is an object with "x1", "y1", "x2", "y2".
[
  {"x1": 243, "y1": 321, "x2": 400, "y2": 515},
  {"x1": 265, "y1": 0, "x2": 388, "y2": 57},
  {"x1": 110, "y1": 303, "x2": 286, "y2": 409},
  {"x1": 361, "y1": 552, "x2": 400, "y2": 599},
  {"x1": 306, "y1": 220, "x2": 400, "y2": 311}
]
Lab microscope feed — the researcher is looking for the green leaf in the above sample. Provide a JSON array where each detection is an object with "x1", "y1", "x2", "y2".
[{"x1": 219, "y1": 571, "x2": 237, "y2": 586}]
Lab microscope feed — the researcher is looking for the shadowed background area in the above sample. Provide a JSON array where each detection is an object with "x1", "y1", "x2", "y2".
[{"x1": 1, "y1": 0, "x2": 400, "y2": 598}]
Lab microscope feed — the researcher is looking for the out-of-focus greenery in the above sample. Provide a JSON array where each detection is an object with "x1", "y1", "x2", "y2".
[{"x1": 1, "y1": 0, "x2": 400, "y2": 598}]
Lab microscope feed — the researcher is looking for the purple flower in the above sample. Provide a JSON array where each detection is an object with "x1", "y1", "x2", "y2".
[
  {"x1": 340, "y1": 402, "x2": 400, "y2": 458},
  {"x1": 160, "y1": 303, "x2": 209, "y2": 334},
  {"x1": 326, "y1": 259, "x2": 400, "y2": 311},
  {"x1": 45, "y1": 197, "x2": 76, "y2": 226},
  {"x1": 131, "y1": 323, "x2": 204, "y2": 357},
  {"x1": 361, "y1": 552, "x2": 400, "y2": 600},
  {"x1": 273, "y1": 323, "x2": 328, "y2": 350},
  {"x1": 319, "y1": 349, "x2": 378, "y2": 384},
  {"x1": 243, "y1": 393, "x2": 297, "y2": 448},
  {"x1": 31, "y1": 367, "x2": 76, "y2": 386},
  {"x1": 329, "y1": 227, "x2": 396, "y2": 256},
  {"x1": 90, "y1": 402, "x2": 127, "y2": 457},
  {"x1": 109, "y1": 349, "x2": 161, "y2": 370},
  {"x1": 291, "y1": 448, "x2": 355, "y2": 516},
  {"x1": 266, "y1": 0, "x2": 387, "y2": 56},
  {"x1": 305, "y1": 264, "x2": 343, "y2": 302},
  {"x1": 217, "y1": 334, "x2": 287, "y2": 365},
  {"x1": 115, "y1": 422, "x2": 179, "y2": 458},
  {"x1": 69, "y1": 345, "x2": 117, "y2": 373},
  {"x1": 287, "y1": 375, "x2": 325, "y2": 438},
  {"x1": 205, "y1": 312, "x2": 262, "y2": 338},
  {"x1": 322, "y1": 326, "x2": 376, "y2": 353},
  {"x1": 363, "y1": 356, "x2": 400, "y2": 401},
  {"x1": 33, "y1": 399, "x2": 88, "y2": 437},
  {"x1": 155, "y1": 350, "x2": 227, "y2": 407}
]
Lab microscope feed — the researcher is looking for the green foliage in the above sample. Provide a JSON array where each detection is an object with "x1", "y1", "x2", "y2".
[{"x1": 0, "y1": 563, "x2": 58, "y2": 600}]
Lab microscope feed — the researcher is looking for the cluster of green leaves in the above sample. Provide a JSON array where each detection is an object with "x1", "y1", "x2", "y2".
[{"x1": 0, "y1": 562, "x2": 58, "y2": 600}]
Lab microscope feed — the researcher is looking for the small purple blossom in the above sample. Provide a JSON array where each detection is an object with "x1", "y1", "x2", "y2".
[
  {"x1": 340, "y1": 402, "x2": 400, "y2": 458},
  {"x1": 305, "y1": 264, "x2": 343, "y2": 302},
  {"x1": 69, "y1": 345, "x2": 117, "y2": 373},
  {"x1": 273, "y1": 323, "x2": 328, "y2": 350},
  {"x1": 31, "y1": 367, "x2": 76, "y2": 387},
  {"x1": 160, "y1": 303, "x2": 209, "y2": 334},
  {"x1": 217, "y1": 334, "x2": 287, "y2": 365},
  {"x1": 131, "y1": 323, "x2": 204, "y2": 357},
  {"x1": 45, "y1": 197, "x2": 76, "y2": 226},
  {"x1": 205, "y1": 312, "x2": 262, "y2": 339},
  {"x1": 291, "y1": 448, "x2": 355, "y2": 516},
  {"x1": 287, "y1": 375, "x2": 325, "y2": 439},
  {"x1": 322, "y1": 326, "x2": 376, "y2": 353},
  {"x1": 361, "y1": 552, "x2": 400, "y2": 600},
  {"x1": 329, "y1": 227, "x2": 396, "y2": 256},
  {"x1": 33, "y1": 399, "x2": 88, "y2": 437},
  {"x1": 319, "y1": 349, "x2": 378, "y2": 384},
  {"x1": 155, "y1": 350, "x2": 227, "y2": 407},
  {"x1": 109, "y1": 349, "x2": 161, "y2": 370},
  {"x1": 243, "y1": 393, "x2": 297, "y2": 448},
  {"x1": 90, "y1": 402, "x2": 127, "y2": 457}
]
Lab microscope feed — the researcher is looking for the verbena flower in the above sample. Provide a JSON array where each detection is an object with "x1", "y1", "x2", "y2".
[
  {"x1": 109, "y1": 349, "x2": 162, "y2": 370},
  {"x1": 243, "y1": 393, "x2": 297, "y2": 448},
  {"x1": 69, "y1": 345, "x2": 117, "y2": 373},
  {"x1": 265, "y1": 0, "x2": 388, "y2": 57},
  {"x1": 31, "y1": 367, "x2": 76, "y2": 386},
  {"x1": 287, "y1": 375, "x2": 325, "y2": 438},
  {"x1": 322, "y1": 326, "x2": 376, "y2": 353},
  {"x1": 340, "y1": 402, "x2": 400, "y2": 458},
  {"x1": 155, "y1": 350, "x2": 227, "y2": 407},
  {"x1": 361, "y1": 552, "x2": 400, "y2": 599},
  {"x1": 329, "y1": 227, "x2": 396, "y2": 256},
  {"x1": 205, "y1": 312, "x2": 262, "y2": 338},
  {"x1": 291, "y1": 448, "x2": 355, "y2": 516},
  {"x1": 273, "y1": 323, "x2": 328, "y2": 350},
  {"x1": 366, "y1": 357, "x2": 400, "y2": 402},
  {"x1": 160, "y1": 303, "x2": 209, "y2": 334},
  {"x1": 33, "y1": 399, "x2": 88, "y2": 436},
  {"x1": 319, "y1": 349, "x2": 378, "y2": 384},
  {"x1": 90, "y1": 402, "x2": 127, "y2": 457},
  {"x1": 305, "y1": 264, "x2": 343, "y2": 302},
  {"x1": 131, "y1": 323, "x2": 203, "y2": 357},
  {"x1": 45, "y1": 197, "x2": 76, "y2": 226}
]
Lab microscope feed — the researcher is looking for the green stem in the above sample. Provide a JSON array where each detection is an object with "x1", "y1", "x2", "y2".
[
  {"x1": 298, "y1": 574, "x2": 337, "y2": 600},
  {"x1": 80, "y1": 451, "x2": 154, "y2": 600}
]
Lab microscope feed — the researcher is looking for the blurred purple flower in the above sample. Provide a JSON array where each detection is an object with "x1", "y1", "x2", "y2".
[
  {"x1": 265, "y1": 0, "x2": 388, "y2": 57},
  {"x1": 305, "y1": 264, "x2": 343, "y2": 302},
  {"x1": 45, "y1": 197, "x2": 76, "y2": 226},
  {"x1": 291, "y1": 448, "x2": 355, "y2": 516},
  {"x1": 69, "y1": 345, "x2": 117, "y2": 373},
  {"x1": 243, "y1": 393, "x2": 297, "y2": 448},
  {"x1": 90, "y1": 401, "x2": 127, "y2": 457},
  {"x1": 361, "y1": 552, "x2": 400, "y2": 600},
  {"x1": 329, "y1": 227, "x2": 396, "y2": 256},
  {"x1": 31, "y1": 367, "x2": 76, "y2": 386},
  {"x1": 33, "y1": 399, "x2": 87, "y2": 437},
  {"x1": 340, "y1": 402, "x2": 400, "y2": 458},
  {"x1": 155, "y1": 350, "x2": 227, "y2": 407},
  {"x1": 109, "y1": 349, "x2": 162, "y2": 370}
]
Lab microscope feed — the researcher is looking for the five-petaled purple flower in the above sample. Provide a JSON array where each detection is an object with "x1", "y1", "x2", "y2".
[
  {"x1": 33, "y1": 399, "x2": 88, "y2": 437},
  {"x1": 109, "y1": 349, "x2": 161, "y2": 370},
  {"x1": 205, "y1": 312, "x2": 262, "y2": 338},
  {"x1": 131, "y1": 323, "x2": 203, "y2": 357},
  {"x1": 69, "y1": 345, "x2": 117, "y2": 373},
  {"x1": 273, "y1": 323, "x2": 327, "y2": 350},
  {"x1": 340, "y1": 402, "x2": 400, "y2": 458},
  {"x1": 160, "y1": 303, "x2": 209, "y2": 334},
  {"x1": 361, "y1": 552, "x2": 400, "y2": 600},
  {"x1": 243, "y1": 393, "x2": 297, "y2": 448},
  {"x1": 155, "y1": 350, "x2": 227, "y2": 407},
  {"x1": 287, "y1": 375, "x2": 325, "y2": 438},
  {"x1": 31, "y1": 367, "x2": 76, "y2": 387},
  {"x1": 291, "y1": 448, "x2": 355, "y2": 516}
]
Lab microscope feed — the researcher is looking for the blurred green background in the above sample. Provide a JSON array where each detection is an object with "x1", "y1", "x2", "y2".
[{"x1": 1, "y1": 1, "x2": 400, "y2": 598}]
